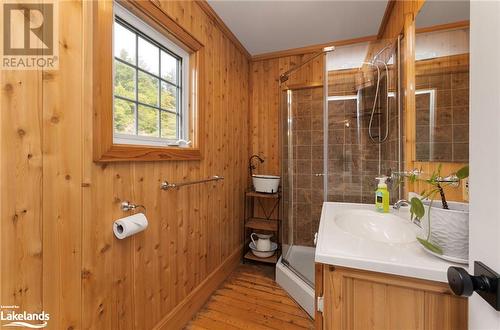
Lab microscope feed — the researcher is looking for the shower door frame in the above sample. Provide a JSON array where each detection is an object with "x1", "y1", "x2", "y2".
[
  {"x1": 280, "y1": 87, "x2": 318, "y2": 289},
  {"x1": 279, "y1": 53, "x2": 329, "y2": 289}
]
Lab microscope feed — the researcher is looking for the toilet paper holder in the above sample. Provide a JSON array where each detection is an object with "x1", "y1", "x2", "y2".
[{"x1": 121, "y1": 201, "x2": 146, "y2": 213}]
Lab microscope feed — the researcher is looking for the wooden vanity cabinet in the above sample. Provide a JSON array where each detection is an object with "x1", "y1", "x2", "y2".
[{"x1": 315, "y1": 264, "x2": 468, "y2": 330}]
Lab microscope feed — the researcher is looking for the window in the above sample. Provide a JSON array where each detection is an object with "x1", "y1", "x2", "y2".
[
  {"x1": 113, "y1": 4, "x2": 189, "y2": 146},
  {"x1": 92, "y1": 1, "x2": 202, "y2": 161}
]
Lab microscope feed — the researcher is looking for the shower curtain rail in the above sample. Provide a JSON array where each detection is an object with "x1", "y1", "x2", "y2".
[{"x1": 279, "y1": 46, "x2": 335, "y2": 84}]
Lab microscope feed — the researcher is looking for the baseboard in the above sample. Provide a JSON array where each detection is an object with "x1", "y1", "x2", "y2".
[{"x1": 153, "y1": 246, "x2": 242, "y2": 330}]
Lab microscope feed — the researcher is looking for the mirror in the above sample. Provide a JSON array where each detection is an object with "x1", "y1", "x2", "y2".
[{"x1": 414, "y1": 1, "x2": 470, "y2": 162}]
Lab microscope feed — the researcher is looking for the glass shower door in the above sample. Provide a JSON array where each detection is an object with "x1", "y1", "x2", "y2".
[{"x1": 281, "y1": 85, "x2": 325, "y2": 287}]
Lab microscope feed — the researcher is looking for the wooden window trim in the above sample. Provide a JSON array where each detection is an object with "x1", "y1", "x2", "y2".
[{"x1": 92, "y1": 0, "x2": 204, "y2": 162}]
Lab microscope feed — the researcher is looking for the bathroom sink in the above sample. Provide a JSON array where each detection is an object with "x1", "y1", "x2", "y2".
[
  {"x1": 334, "y1": 209, "x2": 417, "y2": 244},
  {"x1": 316, "y1": 203, "x2": 459, "y2": 284}
]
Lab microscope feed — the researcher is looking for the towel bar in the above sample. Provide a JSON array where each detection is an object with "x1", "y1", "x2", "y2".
[{"x1": 160, "y1": 175, "x2": 224, "y2": 190}]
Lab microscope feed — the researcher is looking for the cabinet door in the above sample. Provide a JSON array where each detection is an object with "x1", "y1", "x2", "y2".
[{"x1": 322, "y1": 266, "x2": 467, "y2": 330}]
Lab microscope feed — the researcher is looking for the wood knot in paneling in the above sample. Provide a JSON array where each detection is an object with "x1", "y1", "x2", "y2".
[
  {"x1": 81, "y1": 269, "x2": 92, "y2": 280},
  {"x1": 3, "y1": 83, "x2": 13, "y2": 93},
  {"x1": 98, "y1": 303, "x2": 105, "y2": 316},
  {"x1": 100, "y1": 243, "x2": 111, "y2": 254},
  {"x1": 42, "y1": 72, "x2": 54, "y2": 80}
]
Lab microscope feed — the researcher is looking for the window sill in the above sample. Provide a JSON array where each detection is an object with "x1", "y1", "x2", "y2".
[{"x1": 94, "y1": 144, "x2": 201, "y2": 162}]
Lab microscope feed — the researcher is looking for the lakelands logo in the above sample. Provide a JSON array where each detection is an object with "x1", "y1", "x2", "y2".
[
  {"x1": 0, "y1": 306, "x2": 49, "y2": 328},
  {"x1": 1, "y1": 0, "x2": 59, "y2": 70}
]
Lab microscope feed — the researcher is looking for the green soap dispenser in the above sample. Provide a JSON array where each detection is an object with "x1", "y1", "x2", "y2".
[{"x1": 375, "y1": 176, "x2": 390, "y2": 213}]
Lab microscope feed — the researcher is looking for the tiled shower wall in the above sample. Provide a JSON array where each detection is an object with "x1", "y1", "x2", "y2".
[{"x1": 282, "y1": 87, "x2": 324, "y2": 246}]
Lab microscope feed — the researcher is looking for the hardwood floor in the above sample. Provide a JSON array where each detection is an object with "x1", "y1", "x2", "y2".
[{"x1": 186, "y1": 264, "x2": 314, "y2": 330}]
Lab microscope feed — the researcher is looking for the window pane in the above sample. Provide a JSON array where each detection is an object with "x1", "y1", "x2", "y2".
[
  {"x1": 161, "y1": 82, "x2": 177, "y2": 111},
  {"x1": 138, "y1": 105, "x2": 159, "y2": 137},
  {"x1": 161, "y1": 111, "x2": 177, "y2": 140},
  {"x1": 114, "y1": 22, "x2": 136, "y2": 64},
  {"x1": 138, "y1": 37, "x2": 159, "y2": 75},
  {"x1": 138, "y1": 71, "x2": 159, "y2": 106},
  {"x1": 114, "y1": 98, "x2": 136, "y2": 134},
  {"x1": 161, "y1": 51, "x2": 177, "y2": 84},
  {"x1": 114, "y1": 60, "x2": 135, "y2": 99}
]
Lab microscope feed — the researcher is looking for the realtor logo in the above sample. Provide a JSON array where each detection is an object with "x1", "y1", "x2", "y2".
[
  {"x1": 1, "y1": 0, "x2": 59, "y2": 69},
  {"x1": 0, "y1": 305, "x2": 49, "y2": 328}
]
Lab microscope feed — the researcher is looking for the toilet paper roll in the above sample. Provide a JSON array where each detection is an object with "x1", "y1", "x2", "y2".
[{"x1": 113, "y1": 213, "x2": 148, "y2": 239}]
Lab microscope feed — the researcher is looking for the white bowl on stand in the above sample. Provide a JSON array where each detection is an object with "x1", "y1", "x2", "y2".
[
  {"x1": 252, "y1": 175, "x2": 280, "y2": 193},
  {"x1": 249, "y1": 242, "x2": 278, "y2": 258}
]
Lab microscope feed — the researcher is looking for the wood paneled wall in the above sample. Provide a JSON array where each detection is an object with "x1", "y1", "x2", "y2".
[
  {"x1": 249, "y1": 54, "x2": 324, "y2": 175},
  {"x1": 1, "y1": 1, "x2": 249, "y2": 329}
]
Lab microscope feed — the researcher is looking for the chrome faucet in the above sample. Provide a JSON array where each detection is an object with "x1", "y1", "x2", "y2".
[
  {"x1": 393, "y1": 199, "x2": 422, "y2": 227},
  {"x1": 393, "y1": 199, "x2": 410, "y2": 210}
]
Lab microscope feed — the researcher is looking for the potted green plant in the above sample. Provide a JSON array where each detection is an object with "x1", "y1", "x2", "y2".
[{"x1": 403, "y1": 165, "x2": 469, "y2": 262}]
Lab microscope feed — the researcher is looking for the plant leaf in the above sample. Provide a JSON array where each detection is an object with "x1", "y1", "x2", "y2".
[
  {"x1": 417, "y1": 237, "x2": 443, "y2": 255},
  {"x1": 410, "y1": 197, "x2": 425, "y2": 219},
  {"x1": 456, "y1": 165, "x2": 469, "y2": 179}
]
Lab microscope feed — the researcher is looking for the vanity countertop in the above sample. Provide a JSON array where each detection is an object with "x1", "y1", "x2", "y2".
[{"x1": 315, "y1": 202, "x2": 468, "y2": 283}]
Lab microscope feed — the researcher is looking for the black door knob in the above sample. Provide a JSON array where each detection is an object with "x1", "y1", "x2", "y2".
[
  {"x1": 449, "y1": 262, "x2": 500, "y2": 311},
  {"x1": 447, "y1": 266, "x2": 490, "y2": 297}
]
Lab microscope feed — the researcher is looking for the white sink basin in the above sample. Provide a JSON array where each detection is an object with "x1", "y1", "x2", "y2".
[
  {"x1": 315, "y1": 202, "x2": 464, "y2": 283},
  {"x1": 335, "y1": 209, "x2": 417, "y2": 244}
]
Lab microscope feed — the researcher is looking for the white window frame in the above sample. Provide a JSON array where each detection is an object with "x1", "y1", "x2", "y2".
[
  {"x1": 112, "y1": 3, "x2": 190, "y2": 147},
  {"x1": 416, "y1": 88, "x2": 437, "y2": 157}
]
